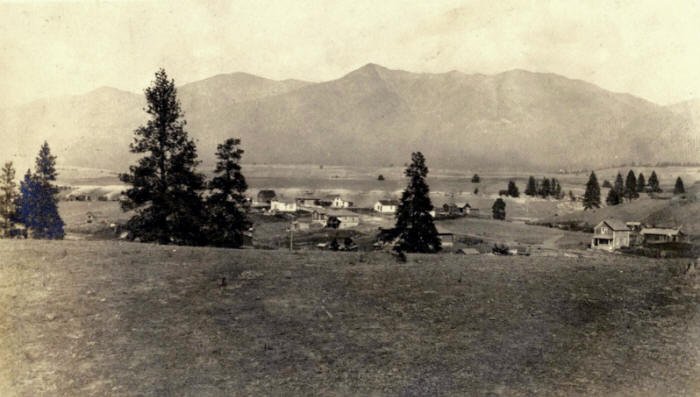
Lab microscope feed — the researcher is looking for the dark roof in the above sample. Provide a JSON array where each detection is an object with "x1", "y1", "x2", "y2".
[
  {"x1": 378, "y1": 199, "x2": 399, "y2": 205},
  {"x1": 598, "y1": 219, "x2": 630, "y2": 231}
]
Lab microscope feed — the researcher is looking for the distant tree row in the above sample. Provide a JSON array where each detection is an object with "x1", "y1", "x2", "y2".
[
  {"x1": 524, "y1": 176, "x2": 563, "y2": 199},
  {"x1": 0, "y1": 142, "x2": 65, "y2": 239},
  {"x1": 119, "y1": 69, "x2": 249, "y2": 248},
  {"x1": 583, "y1": 169, "x2": 685, "y2": 209}
]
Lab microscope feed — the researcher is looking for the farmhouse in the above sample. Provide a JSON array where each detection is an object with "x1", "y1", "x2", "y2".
[
  {"x1": 270, "y1": 200, "x2": 297, "y2": 213},
  {"x1": 640, "y1": 227, "x2": 685, "y2": 244},
  {"x1": 591, "y1": 219, "x2": 631, "y2": 250},
  {"x1": 436, "y1": 227, "x2": 455, "y2": 247},
  {"x1": 311, "y1": 209, "x2": 360, "y2": 229},
  {"x1": 374, "y1": 199, "x2": 399, "y2": 214},
  {"x1": 330, "y1": 196, "x2": 353, "y2": 209}
]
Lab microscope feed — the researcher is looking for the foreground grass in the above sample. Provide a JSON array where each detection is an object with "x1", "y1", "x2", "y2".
[{"x1": 0, "y1": 240, "x2": 698, "y2": 396}]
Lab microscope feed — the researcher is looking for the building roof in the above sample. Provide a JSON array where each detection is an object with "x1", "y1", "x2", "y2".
[
  {"x1": 597, "y1": 219, "x2": 630, "y2": 231},
  {"x1": 457, "y1": 248, "x2": 480, "y2": 255},
  {"x1": 377, "y1": 199, "x2": 400, "y2": 206},
  {"x1": 641, "y1": 227, "x2": 683, "y2": 236},
  {"x1": 314, "y1": 209, "x2": 359, "y2": 217}
]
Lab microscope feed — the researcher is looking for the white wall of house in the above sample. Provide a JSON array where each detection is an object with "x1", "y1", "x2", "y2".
[
  {"x1": 374, "y1": 202, "x2": 397, "y2": 214},
  {"x1": 270, "y1": 200, "x2": 297, "y2": 213}
]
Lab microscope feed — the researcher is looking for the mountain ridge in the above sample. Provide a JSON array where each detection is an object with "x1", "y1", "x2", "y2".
[{"x1": 1, "y1": 64, "x2": 697, "y2": 172}]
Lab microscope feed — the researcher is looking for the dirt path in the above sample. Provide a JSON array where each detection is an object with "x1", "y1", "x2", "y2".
[{"x1": 540, "y1": 233, "x2": 564, "y2": 250}]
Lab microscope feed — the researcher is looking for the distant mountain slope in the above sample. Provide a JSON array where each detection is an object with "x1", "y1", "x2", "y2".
[{"x1": 1, "y1": 64, "x2": 697, "y2": 172}]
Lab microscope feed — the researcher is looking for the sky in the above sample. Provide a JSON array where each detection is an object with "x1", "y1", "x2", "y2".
[{"x1": 1, "y1": 0, "x2": 700, "y2": 107}]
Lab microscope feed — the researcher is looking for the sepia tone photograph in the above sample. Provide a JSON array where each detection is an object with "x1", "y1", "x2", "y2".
[{"x1": 0, "y1": 0, "x2": 699, "y2": 395}]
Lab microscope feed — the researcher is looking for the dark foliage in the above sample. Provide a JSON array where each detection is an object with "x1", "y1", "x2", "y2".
[
  {"x1": 624, "y1": 170, "x2": 639, "y2": 201},
  {"x1": 583, "y1": 172, "x2": 601, "y2": 209},
  {"x1": 471, "y1": 174, "x2": 480, "y2": 183},
  {"x1": 606, "y1": 185, "x2": 622, "y2": 206},
  {"x1": 636, "y1": 173, "x2": 646, "y2": 193},
  {"x1": 0, "y1": 162, "x2": 17, "y2": 236},
  {"x1": 377, "y1": 174, "x2": 385, "y2": 181},
  {"x1": 525, "y1": 176, "x2": 537, "y2": 196},
  {"x1": 602, "y1": 180, "x2": 612, "y2": 188},
  {"x1": 394, "y1": 152, "x2": 441, "y2": 253},
  {"x1": 492, "y1": 198, "x2": 506, "y2": 220},
  {"x1": 16, "y1": 169, "x2": 64, "y2": 239},
  {"x1": 119, "y1": 69, "x2": 207, "y2": 245},
  {"x1": 205, "y1": 138, "x2": 251, "y2": 248},
  {"x1": 507, "y1": 180, "x2": 520, "y2": 197},
  {"x1": 648, "y1": 171, "x2": 662, "y2": 193},
  {"x1": 674, "y1": 177, "x2": 685, "y2": 195}
]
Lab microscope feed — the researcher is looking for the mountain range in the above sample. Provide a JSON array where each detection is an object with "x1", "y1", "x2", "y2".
[{"x1": 1, "y1": 63, "x2": 698, "y2": 172}]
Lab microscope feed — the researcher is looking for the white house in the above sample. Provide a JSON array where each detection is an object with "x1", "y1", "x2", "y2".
[
  {"x1": 330, "y1": 196, "x2": 353, "y2": 209},
  {"x1": 591, "y1": 219, "x2": 630, "y2": 251},
  {"x1": 270, "y1": 200, "x2": 298, "y2": 213},
  {"x1": 374, "y1": 199, "x2": 399, "y2": 214},
  {"x1": 311, "y1": 209, "x2": 360, "y2": 229}
]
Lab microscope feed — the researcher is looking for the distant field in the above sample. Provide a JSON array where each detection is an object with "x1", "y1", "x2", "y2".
[{"x1": 0, "y1": 240, "x2": 698, "y2": 395}]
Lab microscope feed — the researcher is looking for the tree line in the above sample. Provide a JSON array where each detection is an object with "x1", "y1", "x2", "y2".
[{"x1": 582, "y1": 169, "x2": 686, "y2": 209}]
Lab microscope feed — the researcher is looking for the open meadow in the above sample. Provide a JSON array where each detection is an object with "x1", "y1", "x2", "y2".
[{"x1": 0, "y1": 240, "x2": 698, "y2": 396}]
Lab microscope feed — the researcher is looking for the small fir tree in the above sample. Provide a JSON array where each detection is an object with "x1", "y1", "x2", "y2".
[
  {"x1": 674, "y1": 177, "x2": 685, "y2": 195},
  {"x1": 614, "y1": 173, "x2": 624, "y2": 195},
  {"x1": 648, "y1": 170, "x2": 662, "y2": 193},
  {"x1": 636, "y1": 173, "x2": 646, "y2": 193},
  {"x1": 525, "y1": 176, "x2": 537, "y2": 196},
  {"x1": 602, "y1": 180, "x2": 612, "y2": 188},
  {"x1": 507, "y1": 180, "x2": 520, "y2": 197},
  {"x1": 624, "y1": 170, "x2": 639, "y2": 201},
  {"x1": 606, "y1": 186, "x2": 622, "y2": 206},
  {"x1": 539, "y1": 178, "x2": 551, "y2": 198},
  {"x1": 394, "y1": 152, "x2": 441, "y2": 253},
  {"x1": 492, "y1": 198, "x2": 506, "y2": 220},
  {"x1": 471, "y1": 174, "x2": 480, "y2": 183},
  {"x1": 582, "y1": 171, "x2": 601, "y2": 209}
]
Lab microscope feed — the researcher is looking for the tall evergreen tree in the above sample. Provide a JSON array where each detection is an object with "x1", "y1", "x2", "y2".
[
  {"x1": 492, "y1": 198, "x2": 506, "y2": 220},
  {"x1": 119, "y1": 69, "x2": 206, "y2": 245},
  {"x1": 636, "y1": 173, "x2": 646, "y2": 193},
  {"x1": 0, "y1": 162, "x2": 18, "y2": 236},
  {"x1": 205, "y1": 138, "x2": 251, "y2": 248},
  {"x1": 624, "y1": 170, "x2": 639, "y2": 201},
  {"x1": 551, "y1": 178, "x2": 562, "y2": 198},
  {"x1": 674, "y1": 177, "x2": 685, "y2": 195},
  {"x1": 648, "y1": 170, "x2": 662, "y2": 193},
  {"x1": 582, "y1": 171, "x2": 601, "y2": 210},
  {"x1": 613, "y1": 173, "x2": 624, "y2": 195},
  {"x1": 507, "y1": 180, "x2": 519, "y2": 197},
  {"x1": 394, "y1": 152, "x2": 441, "y2": 253},
  {"x1": 525, "y1": 176, "x2": 537, "y2": 196},
  {"x1": 35, "y1": 141, "x2": 58, "y2": 183}
]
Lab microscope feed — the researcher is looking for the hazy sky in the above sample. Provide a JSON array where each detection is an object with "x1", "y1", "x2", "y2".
[{"x1": 2, "y1": 0, "x2": 700, "y2": 107}]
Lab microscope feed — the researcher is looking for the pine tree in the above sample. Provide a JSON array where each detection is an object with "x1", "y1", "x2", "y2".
[
  {"x1": 636, "y1": 173, "x2": 646, "y2": 193},
  {"x1": 492, "y1": 198, "x2": 506, "y2": 220},
  {"x1": 119, "y1": 69, "x2": 206, "y2": 245},
  {"x1": 582, "y1": 171, "x2": 601, "y2": 209},
  {"x1": 205, "y1": 138, "x2": 251, "y2": 248},
  {"x1": 471, "y1": 174, "x2": 480, "y2": 183},
  {"x1": 35, "y1": 141, "x2": 58, "y2": 183},
  {"x1": 602, "y1": 180, "x2": 612, "y2": 188},
  {"x1": 624, "y1": 170, "x2": 639, "y2": 201},
  {"x1": 674, "y1": 177, "x2": 685, "y2": 195},
  {"x1": 551, "y1": 178, "x2": 562, "y2": 199},
  {"x1": 606, "y1": 186, "x2": 622, "y2": 206},
  {"x1": 539, "y1": 178, "x2": 551, "y2": 198},
  {"x1": 16, "y1": 168, "x2": 64, "y2": 239},
  {"x1": 507, "y1": 180, "x2": 519, "y2": 197},
  {"x1": 648, "y1": 170, "x2": 662, "y2": 193},
  {"x1": 394, "y1": 152, "x2": 441, "y2": 253},
  {"x1": 614, "y1": 173, "x2": 624, "y2": 195},
  {"x1": 0, "y1": 162, "x2": 18, "y2": 236},
  {"x1": 525, "y1": 176, "x2": 537, "y2": 196}
]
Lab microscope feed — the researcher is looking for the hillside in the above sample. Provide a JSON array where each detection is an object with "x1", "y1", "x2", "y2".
[
  {"x1": 1, "y1": 64, "x2": 698, "y2": 171},
  {"x1": 1, "y1": 240, "x2": 698, "y2": 395}
]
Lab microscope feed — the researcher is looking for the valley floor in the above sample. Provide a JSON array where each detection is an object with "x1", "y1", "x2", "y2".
[{"x1": 0, "y1": 240, "x2": 699, "y2": 396}]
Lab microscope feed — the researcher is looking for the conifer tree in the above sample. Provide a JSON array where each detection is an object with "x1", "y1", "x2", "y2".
[
  {"x1": 614, "y1": 173, "x2": 624, "y2": 195},
  {"x1": 624, "y1": 170, "x2": 639, "y2": 201},
  {"x1": 471, "y1": 174, "x2": 480, "y2": 183},
  {"x1": 507, "y1": 180, "x2": 519, "y2": 197},
  {"x1": 606, "y1": 185, "x2": 622, "y2": 206},
  {"x1": 539, "y1": 178, "x2": 551, "y2": 198},
  {"x1": 636, "y1": 173, "x2": 646, "y2": 193},
  {"x1": 602, "y1": 180, "x2": 612, "y2": 188},
  {"x1": 648, "y1": 170, "x2": 662, "y2": 193},
  {"x1": 674, "y1": 177, "x2": 685, "y2": 195},
  {"x1": 582, "y1": 171, "x2": 601, "y2": 209},
  {"x1": 525, "y1": 176, "x2": 537, "y2": 196},
  {"x1": 0, "y1": 162, "x2": 18, "y2": 236},
  {"x1": 394, "y1": 152, "x2": 441, "y2": 253},
  {"x1": 205, "y1": 138, "x2": 251, "y2": 248},
  {"x1": 492, "y1": 198, "x2": 506, "y2": 220},
  {"x1": 120, "y1": 69, "x2": 206, "y2": 245}
]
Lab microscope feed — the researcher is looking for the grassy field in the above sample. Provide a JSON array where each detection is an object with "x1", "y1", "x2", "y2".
[{"x1": 0, "y1": 240, "x2": 698, "y2": 396}]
